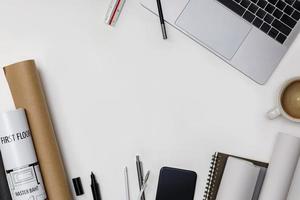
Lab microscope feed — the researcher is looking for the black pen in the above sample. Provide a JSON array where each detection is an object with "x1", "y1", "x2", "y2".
[
  {"x1": 91, "y1": 172, "x2": 101, "y2": 200},
  {"x1": 156, "y1": 0, "x2": 167, "y2": 39}
]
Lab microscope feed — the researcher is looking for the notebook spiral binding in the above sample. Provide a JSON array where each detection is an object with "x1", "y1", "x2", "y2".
[{"x1": 203, "y1": 152, "x2": 219, "y2": 200}]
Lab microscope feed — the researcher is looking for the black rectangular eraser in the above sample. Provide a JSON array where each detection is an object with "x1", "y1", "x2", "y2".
[{"x1": 155, "y1": 167, "x2": 197, "y2": 200}]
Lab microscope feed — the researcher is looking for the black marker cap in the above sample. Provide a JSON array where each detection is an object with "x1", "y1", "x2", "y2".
[{"x1": 72, "y1": 177, "x2": 84, "y2": 196}]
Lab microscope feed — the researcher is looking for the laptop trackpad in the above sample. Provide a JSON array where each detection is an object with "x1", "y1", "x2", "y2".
[{"x1": 176, "y1": 0, "x2": 252, "y2": 60}]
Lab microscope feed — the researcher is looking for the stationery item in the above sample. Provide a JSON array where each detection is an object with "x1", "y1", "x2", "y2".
[
  {"x1": 91, "y1": 172, "x2": 101, "y2": 200},
  {"x1": 0, "y1": 66, "x2": 19, "y2": 200},
  {"x1": 3, "y1": 60, "x2": 72, "y2": 200},
  {"x1": 0, "y1": 153, "x2": 12, "y2": 200},
  {"x1": 268, "y1": 77, "x2": 300, "y2": 122},
  {"x1": 287, "y1": 155, "x2": 300, "y2": 200},
  {"x1": 124, "y1": 167, "x2": 130, "y2": 200},
  {"x1": 72, "y1": 177, "x2": 84, "y2": 196},
  {"x1": 105, "y1": 0, "x2": 126, "y2": 26},
  {"x1": 259, "y1": 133, "x2": 300, "y2": 200},
  {"x1": 137, "y1": 171, "x2": 150, "y2": 200},
  {"x1": 136, "y1": 155, "x2": 145, "y2": 200},
  {"x1": 0, "y1": 109, "x2": 47, "y2": 200},
  {"x1": 156, "y1": 0, "x2": 167, "y2": 39},
  {"x1": 204, "y1": 133, "x2": 300, "y2": 200},
  {"x1": 203, "y1": 152, "x2": 268, "y2": 200},
  {"x1": 155, "y1": 167, "x2": 197, "y2": 200},
  {"x1": 216, "y1": 157, "x2": 265, "y2": 200}
]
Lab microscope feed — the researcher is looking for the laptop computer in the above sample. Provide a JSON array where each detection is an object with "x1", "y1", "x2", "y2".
[{"x1": 140, "y1": 0, "x2": 300, "y2": 84}]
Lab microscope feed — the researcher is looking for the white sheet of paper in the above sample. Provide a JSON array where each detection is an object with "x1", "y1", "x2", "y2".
[
  {"x1": 216, "y1": 157, "x2": 260, "y2": 200},
  {"x1": 259, "y1": 133, "x2": 300, "y2": 200}
]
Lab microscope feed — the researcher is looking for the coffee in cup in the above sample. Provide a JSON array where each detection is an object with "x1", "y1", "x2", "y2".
[{"x1": 268, "y1": 77, "x2": 300, "y2": 122}]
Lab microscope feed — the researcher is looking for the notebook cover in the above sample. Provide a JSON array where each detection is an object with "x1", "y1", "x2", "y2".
[{"x1": 203, "y1": 152, "x2": 268, "y2": 200}]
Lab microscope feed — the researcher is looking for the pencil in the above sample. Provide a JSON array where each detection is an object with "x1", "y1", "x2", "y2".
[
  {"x1": 124, "y1": 167, "x2": 130, "y2": 200},
  {"x1": 136, "y1": 156, "x2": 145, "y2": 200}
]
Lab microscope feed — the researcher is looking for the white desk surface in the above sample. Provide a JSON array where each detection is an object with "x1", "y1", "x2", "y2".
[{"x1": 0, "y1": 0, "x2": 300, "y2": 199}]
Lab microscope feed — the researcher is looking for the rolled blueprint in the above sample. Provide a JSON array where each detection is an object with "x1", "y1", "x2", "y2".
[
  {"x1": 0, "y1": 109, "x2": 47, "y2": 200},
  {"x1": 3, "y1": 60, "x2": 72, "y2": 200},
  {"x1": 0, "y1": 64, "x2": 16, "y2": 200},
  {"x1": 258, "y1": 133, "x2": 300, "y2": 200}
]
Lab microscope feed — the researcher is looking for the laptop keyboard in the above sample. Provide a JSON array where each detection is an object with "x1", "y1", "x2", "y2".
[{"x1": 217, "y1": 0, "x2": 300, "y2": 44}]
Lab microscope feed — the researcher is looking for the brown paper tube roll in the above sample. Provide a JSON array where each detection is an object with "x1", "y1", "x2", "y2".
[{"x1": 3, "y1": 60, "x2": 72, "y2": 200}]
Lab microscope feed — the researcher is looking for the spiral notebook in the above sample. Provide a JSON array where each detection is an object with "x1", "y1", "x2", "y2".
[
  {"x1": 204, "y1": 133, "x2": 300, "y2": 200},
  {"x1": 203, "y1": 152, "x2": 268, "y2": 200}
]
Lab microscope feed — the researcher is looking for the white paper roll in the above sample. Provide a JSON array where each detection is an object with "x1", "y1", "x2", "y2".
[
  {"x1": 216, "y1": 157, "x2": 260, "y2": 200},
  {"x1": 0, "y1": 109, "x2": 47, "y2": 200},
  {"x1": 287, "y1": 158, "x2": 300, "y2": 200},
  {"x1": 258, "y1": 133, "x2": 300, "y2": 200}
]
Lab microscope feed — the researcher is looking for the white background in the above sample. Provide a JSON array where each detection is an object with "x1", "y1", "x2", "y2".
[{"x1": 0, "y1": 0, "x2": 299, "y2": 199}]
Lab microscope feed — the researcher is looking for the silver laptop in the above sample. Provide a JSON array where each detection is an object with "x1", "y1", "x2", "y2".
[{"x1": 141, "y1": 0, "x2": 300, "y2": 84}]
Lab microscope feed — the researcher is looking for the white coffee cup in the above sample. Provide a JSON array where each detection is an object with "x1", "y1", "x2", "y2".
[{"x1": 267, "y1": 77, "x2": 300, "y2": 122}]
